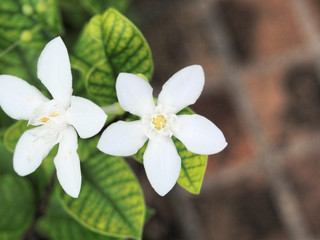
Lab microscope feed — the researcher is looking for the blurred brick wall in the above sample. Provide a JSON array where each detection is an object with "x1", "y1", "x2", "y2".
[{"x1": 132, "y1": 0, "x2": 320, "y2": 239}]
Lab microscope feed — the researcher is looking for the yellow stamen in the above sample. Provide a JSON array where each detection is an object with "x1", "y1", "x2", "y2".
[
  {"x1": 49, "y1": 113, "x2": 59, "y2": 117},
  {"x1": 152, "y1": 115, "x2": 166, "y2": 130},
  {"x1": 40, "y1": 117, "x2": 49, "y2": 123},
  {"x1": 40, "y1": 113, "x2": 59, "y2": 123}
]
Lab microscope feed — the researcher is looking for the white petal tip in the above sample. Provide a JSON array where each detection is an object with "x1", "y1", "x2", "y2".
[
  {"x1": 48, "y1": 36, "x2": 64, "y2": 46},
  {"x1": 173, "y1": 115, "x2": 227, "y2": 155},
  {"x1": 216, "y1": 141, "x2": 228, "y2": 153},
  {"x1": 154, "y1": 188, "x2": 170, "y2": 197},
  {"x1": 149, "y1": 180, "x2": 176, "y2": 196},
  {"x1": 58, "y1": 174, "x2": 81, "y2": 198},
  {"x1": 76, "y1": 112, "x2": 107, "y2": 139},
  {"x1": 61, "y1": 184, "x2": 80, "y2": 198},
  {"x1": 97, "y1": 140, "x2": 121, "y2": 156},
  {"x1": 97, "y1": 141, "x2": 107, "y2": 154},
  {"x1": 13, "y1": 167, "x2": 30, "y2": 177},
  {"x1": 54, "y1": 36, "x2": 62, "y2": 40},
  {"x1": 67, "y1": 190, "x2": 80, "y2": 198},
  {"x1": 13, "y1": 159, "x2": 37, "y2": 176},
  {"x1": 223, "y1": 141, "x2": 228, "y2": 148},
  {"x1": 188, "y1": 64, "x2": 204, "y2": 81},
  {"x1": 97, "y1": 141, "x2": 131, "y2": 157},
  {"x1": 190, "y1": 64, "x2": 203, "y2": 71},
  {"x1": 200, "y1": 140, "x2": 228, "y2": 155}
]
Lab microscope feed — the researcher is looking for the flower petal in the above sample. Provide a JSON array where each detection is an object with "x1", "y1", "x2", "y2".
[
  {"x1": 143, "y1": 137, "x2": 181, "y2": 196},
  {"x1": 37, "y1": 37, "x2": 72, "y2": 107},
  {"x1": 13, "y1": 126, "x2": 56, "y2": 176},
  {"x1": 98, "y1": 120, "x2": 147, "y2": 156},
  {"x1": 116, "y1": 73, "x2": 155, "y2": 117},
  {"x1": 67, "y1": 96, "x2": 107, "y2": 139},
  {"x1": 0, "y1": 75, "x2": 48, "y2": 120},
  {"x1": 54, "y1": 126, "x2": 81, "y2": 198},
  {"x1": 158, "y1": 65, "x2": 204, "y2": 113},
  {"x1": 173, "y1": 114, "x2": 227, "y2": 155}
]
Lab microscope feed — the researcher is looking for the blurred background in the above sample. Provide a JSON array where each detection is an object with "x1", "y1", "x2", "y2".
[
  {"x1": 2, "y1": 0, "x2": 320, "y2": 239},
  {"x1": 130, "y1": 0, "x2": 320, "y2": 239}
]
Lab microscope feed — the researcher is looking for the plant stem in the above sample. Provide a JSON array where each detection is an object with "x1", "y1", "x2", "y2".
[
  {"x1": 0, "y1": 40, "x2": 21, "y2": 58},
  {"x1": 23, "y1": 172, "x2": 56, "y2": 240}
]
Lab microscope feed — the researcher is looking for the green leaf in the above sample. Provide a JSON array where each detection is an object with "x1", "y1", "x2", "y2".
[
  {"x1": 0, "y1": 143, "x2": 14, "y2": 175},
  {"x1": 175, "y1": 138, "x2": 208, "y2": 194},
  {"x1": 0, "y1": 0, "x2": 62, "y2": 45},
  {"x1": 0, "y1": 0, "x2": 62, "y2": 89},
  {"x1": 3, "y1": 120, "x2": 28, "y2": 152},
  {"x1": 3, "y1": 120, "x2": 57, "y2": 199},
  {"x1": 0, "y1": 35, "x2": 40, "y2": 88},
  {"x1": 145, "y1": 207, "x2": 155, "y2": 223},
  {"x1": 72, "y1": 8, "x2": 153, "y2": 105},
  {"x1": 0, "y1": 234, "x2": 20, "y2": 240},
  {"x1": 58, "y1": 152, "x2": 146, "y2": 239},
  {"x1": 0, "y1": 109, "x2": 14, "y2": 131},
  {"x1": 77, "y1": 137, "x2": 100, "y2": 162},
  {"x1": 37, "y1": 198, "x2": 121, "y2": 240},
  {"x1": 78, "y1": 0, "x2": 132, "y2": 14},
  {"x1": 133, "y1": 107, "x2": 208, "y2": 194},
  {"x1": 0, "y1": 175, "x2": 35, "y2": 239}
]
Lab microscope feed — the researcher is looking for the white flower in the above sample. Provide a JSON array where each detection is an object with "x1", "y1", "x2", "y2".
[
  {"x1": 98, "y1": 65, "x2": 227, "y2": 196},
  {"x1": 0, "y1": 37, "x2": 107, "y2": 198}
]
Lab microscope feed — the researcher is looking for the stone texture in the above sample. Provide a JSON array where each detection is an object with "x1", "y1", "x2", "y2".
[
  {"x1": 305, "y1": 0, "x2": 320, "y2": 34},
  {"x1": 192, "y1": 87, "x2": 257, "y2": 175},
  {"x1": 244, "y1": 61, "x2": 320, "y2": 148},
  {"x1": 193, "y1": 174, "x2": 290, "y2": 240},
  {"x1": 217, "y1": 0, "x2": 306, "y2": 63},
  {"x1": 284, "y1": 150, "x2": 320, "y2": 235}
]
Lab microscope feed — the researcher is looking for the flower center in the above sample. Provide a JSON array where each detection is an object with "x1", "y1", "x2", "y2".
[
  {"x1": 40, "y1": 113, "x2": 59, "y2": 123},
  {"x1": 152, "y1": 115, "x2": 167, "y2": 130},
  {"x1": 142, "y1": 104, "x2": 177, "y2": 140},
  {"x1": 29, "y1": 100, "x2": 68, "y2": 143}
]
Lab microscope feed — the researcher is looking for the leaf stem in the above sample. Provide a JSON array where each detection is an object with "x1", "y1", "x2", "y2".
[
  {"x1": 23, "y1": 171, "x2": 56, "y2": 240},
  {"x1": 0, "y1": 40, "x2": 21, "y2": 58}
]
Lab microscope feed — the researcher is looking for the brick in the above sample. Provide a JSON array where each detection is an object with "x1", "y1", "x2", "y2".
[
  {"x1": 193, "y1": 174, "x2": 290, "y2": 240},
  {"x1": 305, "y1": 0, "x2": 320, "y2": 34},
  {"x1": 217, "y1": 0, "x2": 306, "y2": 63},
  {"x1": 244, "y1": 61, "x2": 320, "y2": 148},
  {"x1": 284, "y1": 150, "x2": 320, "y2": 235}
]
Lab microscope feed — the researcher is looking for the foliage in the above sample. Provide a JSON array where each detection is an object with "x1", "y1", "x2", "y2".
[
  {"x1": 0, "y1": 0, "x2": 62, "y2": 90},
  {"x1": 58, "y1": 149, "x2": 146, "y2": 239},
  {"x1": 38, "y1": 198, "x2": 121, "y2": 240},
  {"x1": 72, "y1": 8, "x2": 153, "y2": 104},
  {"x1": 0, "y1": 1, "x2": 210, "y2": 239},
  {"x1": 0, "y1": 175, "x2": 35, "y2": 240}
]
